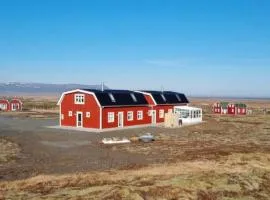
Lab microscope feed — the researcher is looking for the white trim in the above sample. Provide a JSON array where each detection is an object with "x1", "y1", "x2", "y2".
[
  {"x1": 59, "y1": 103, "x2": 62, "y2": 126},
  {"x1": 11, "y1": 99, "x2": 23, "y2": 106},
  {"x1": 118, "y1": 112, "x2": 124, "y2": 128},
  {"x1": 74, "y1": 94, "x2": 85, "y2": 105},
  {"x1": 134, "y1": 91, "x2": 157, "y2": 105},
  {"x1": 151, "y1": 110, "x2": 156, "y2": 124},
  {"x1": 76, "y1": 111, "x2": 83, "y2": 127},
  {"x1": 100, "y1": 107, "x2": 102, "y2": 129},
  {"x1": 127, "y1": 111, "x2": 134, "y2": 121},
  {"x1": 107, "y1": 112, "x2": 115, "y2": 123},
  {"x1": 137, "y1": 110, "x2": 143, "y2": 120},
  {"x1": 57, "y1": 89, "x2": 101, "y2": 108},
  {"x1": 159, "y1": 109, "x2": 164, "y2": 119},
  {"x1": 68, "y1": 111, "x2": 73, "y2": 117}
]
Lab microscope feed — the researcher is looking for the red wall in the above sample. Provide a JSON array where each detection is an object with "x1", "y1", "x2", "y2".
[
  {"x1": 236, "y1": 107, "x2": 247, "y2": 115},
  {"x1": 102, "y1": 106, "x2": 151, "y2": 129},
  {"x1": 10, "y1": 99, "x2": 22, "y2": 111},
  {"x1": 61, "y1": 92, "x2": 100, "y2": 129},
  {"x1": 227, "y1": 104, "x2": 236, "y2": 115},
  {"x1": 0, "y1": 100, "x2": 10, "y2": 111},
  {"x1": 144, "y1": 94, "x2": 155, "y2": 105},
  {"x1": 212, "y1": 103, "x2": 221, "y2": 114},
  {"x1": 152, "y1": 105, "x2": 174, "y2": 123}
]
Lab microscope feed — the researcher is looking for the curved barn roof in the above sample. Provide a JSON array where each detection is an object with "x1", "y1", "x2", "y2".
[{"x1": 137, "y1": 90, "x2": 189, "y2": 105}]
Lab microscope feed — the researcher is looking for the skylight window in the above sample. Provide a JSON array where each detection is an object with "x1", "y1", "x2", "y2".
[
  {"x1": 176, "y1": 94, "x2": 182, "y2": 102},
  {"x1": 161, "y1": 94, "x2": 166, "y2": 102},
  {"x1": 108, "y1": 93, "x2": 116, "y2": 102},
  {"x1": 130, "y1": 93, "x2": 137, "y2": 102}
]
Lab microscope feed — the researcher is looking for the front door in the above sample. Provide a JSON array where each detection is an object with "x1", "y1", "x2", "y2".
[
  {"x1": 151, "y1": 110, "x2": 156, "y2": 124},
  {"x1": 118, "y1": 112, "x2": 124, "y2": 127},
  {"x1": 77, "y1": 112, "x2": 83, "y2": 127}
]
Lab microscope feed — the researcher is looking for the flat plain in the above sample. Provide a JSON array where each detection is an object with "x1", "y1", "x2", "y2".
[{"x1": 0, "y1": 98, "x2": 270, "y2": 200}]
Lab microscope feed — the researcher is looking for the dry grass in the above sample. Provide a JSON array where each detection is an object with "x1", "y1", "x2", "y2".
[
  {"x1": 1, "y1": 99, "x2": 270, "y2": 199},
  {"x1": 0, "y1": 138, "x2": 20, "y2": 165},
  {"x1": 1, "y1": 152, "x2": 270, "y2": 199}
]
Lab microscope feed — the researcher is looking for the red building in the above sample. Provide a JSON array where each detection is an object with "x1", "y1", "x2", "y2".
[
  {"x1": 0, "y1": 99, "x2": 10, "y2": 111},
  {"x1": 57, "y1": 89, "x2": 189, "y2": 130},
  {"x1": 10, "y1": 99, "x2": 23, "y2": 111},
  {"x1": 136, "y1": 91, "x2": 189, "y2": 124},
  {"x1": 213, "y1": 102, "x2": 247, "y2": 115}
]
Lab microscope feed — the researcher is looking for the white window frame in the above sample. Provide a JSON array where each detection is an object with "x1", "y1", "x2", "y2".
[
  {"x1": 68, "y1": 111, "x2": 72, "y2": 117},
  {"x1": 159, "y1": 109, "x2": 164, "y2": 119},
  {"x1": 127, "y1": 111, "x2": 133, "y2": 121},
  {"x1": 74, "y1": 94, "x2": 85, "y2": 104},
  {"x1": 108, "y1": 112, "x2": 115, "y2": 123},
  {"x1": 86, "y1": 112, "x2": 91, "y2": 118},
  {"x1": 137, "y1": 110, "x2": 143, "y2": 120}
]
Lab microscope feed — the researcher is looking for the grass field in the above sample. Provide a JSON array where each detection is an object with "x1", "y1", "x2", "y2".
[{"x1": 0, "y1": 98, "x2": 270, "y2": 199}]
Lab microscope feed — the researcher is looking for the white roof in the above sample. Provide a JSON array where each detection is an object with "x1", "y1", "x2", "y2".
[{"x1": 174, "y1": 106, "x2": 202, "y2": 111}]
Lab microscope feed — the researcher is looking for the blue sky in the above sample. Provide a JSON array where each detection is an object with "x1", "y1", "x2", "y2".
[{"x1": 0, "y1": 0, "x2": 270, "y2": 97}]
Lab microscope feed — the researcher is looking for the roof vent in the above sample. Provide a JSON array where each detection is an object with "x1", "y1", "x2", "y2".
[
  {"x1": 108, "y1": 93, "x2": 116, "y2": 102},
  {"x1": 130, "y1": 93, "x2": 137, "y2": 102}
]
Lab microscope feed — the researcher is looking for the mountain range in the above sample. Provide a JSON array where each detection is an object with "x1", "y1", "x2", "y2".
[{"x1": 0, "y1": 82, "x2": 109, "y2": 95}]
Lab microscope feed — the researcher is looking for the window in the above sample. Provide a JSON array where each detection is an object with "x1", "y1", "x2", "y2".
[
  {"x1": 238, "y1": 109, "x2": 241, "y2": 113},
  {"x1": 137, "y1": 111, "x2": 143, "y2": 120},
  {"x1": 108, "y1": 112, "x2": 114, "y2": 123},
  {"x1": 168, "y1": 109, "x2": 173, "y2": 113},
  {"x1": 176, "y1": 94, "x2": 182, "y2": 102},
  {"x1": 61, "y1": 114, "x2": 64, "y2": 120},
  {"x1": 127, "y1": 111, "x2": 133, "y2": 121},
  {"x1": 161, "y1": 94, "x2": 166, "y2": 102},
  {"x1": 159, "y1": 109, "x2": 164, "y2": 118},
  {"x1": 108, "y1": 93, "x2": 116, "y2": 102},
  {"x1": 130, "y1": 93, "x2": 137, "y2": 102},
  {"x1": 86, "y1": 112, "x2": 90, "y2": 118},
  {"x1": 68, "y1": 111, "x2": 72, "y2": 117},
  {"x1": 75, "y1": 94, "x2": 85, "y2": 104}
]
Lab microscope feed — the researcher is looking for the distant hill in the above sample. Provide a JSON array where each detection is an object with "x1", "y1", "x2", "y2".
[{"x1": 0, "y1": 82, "x2": 109, "y2": 95}]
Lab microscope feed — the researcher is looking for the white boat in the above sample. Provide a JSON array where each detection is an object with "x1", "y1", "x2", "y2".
[{"x1": 101, "y1": 137, "x2": 131, "y2": 144}]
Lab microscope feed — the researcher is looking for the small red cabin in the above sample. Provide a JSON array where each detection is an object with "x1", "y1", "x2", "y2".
[
  {"x1": 0, "y1": 99, "x2": 10, "y2": 111},
  {"x1": 10, "y1": 99, "x2": 23, "y2": 111},
  {"x1": 57, "y1": 89, "x2": 189, "y2": 130},
  {"x1": 213, "y1": 101, "x2": 247, "y2": 115}
]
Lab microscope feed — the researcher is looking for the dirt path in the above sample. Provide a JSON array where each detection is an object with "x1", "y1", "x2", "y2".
[{"x1": 0, "y1": 116, "x2": 155, "y2": 181}]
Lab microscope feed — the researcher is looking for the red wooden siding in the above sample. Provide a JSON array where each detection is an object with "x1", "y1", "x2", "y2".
[
  {"x1": 10, "y1": 99, "x2": 22, "y2": 111},
  {"x1": 61, "y1": 92, "x2": 100, "y2": 129},
  {"x1": 152, "y1": 105, "x2": 174, "y2": 123},
  {"x1": 0, "y1": 100, "x2": 10, "y2": 111},
  {"x1": 102, "y1": 106, "x2": 151, "y2": 129},
  {"x1": 227, "y1": 104, "x2": 236, "y2": 115},
  {"x1": 144, "y1": 94, "x2": 155, "y2": 105},
  {"x1": 213, "y1": 103, "x2": 221, "y2": 114}
]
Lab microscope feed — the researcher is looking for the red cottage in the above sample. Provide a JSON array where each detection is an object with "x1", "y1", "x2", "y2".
[
  {"x1": 57, "y1": 89, "x2": 189, "y2": 130},
  {"x1": 136, "y1": 91, "x2": 189, "y2": 124},
  {"x1": 227, "y1": 103, "x2": 236, "y2": 115},
  {"x1": 213, "y1": 102, "x2": 221, "y2": 114},
  {"x1": 212, "y1": 102, "x2": 229, "y2": 114},
  {"x1": 0, "y1": 99, "x2": 10, "y2": 111},
  {"x1": 10, "y1": 99, "x2": 23, "y2": 111}
]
